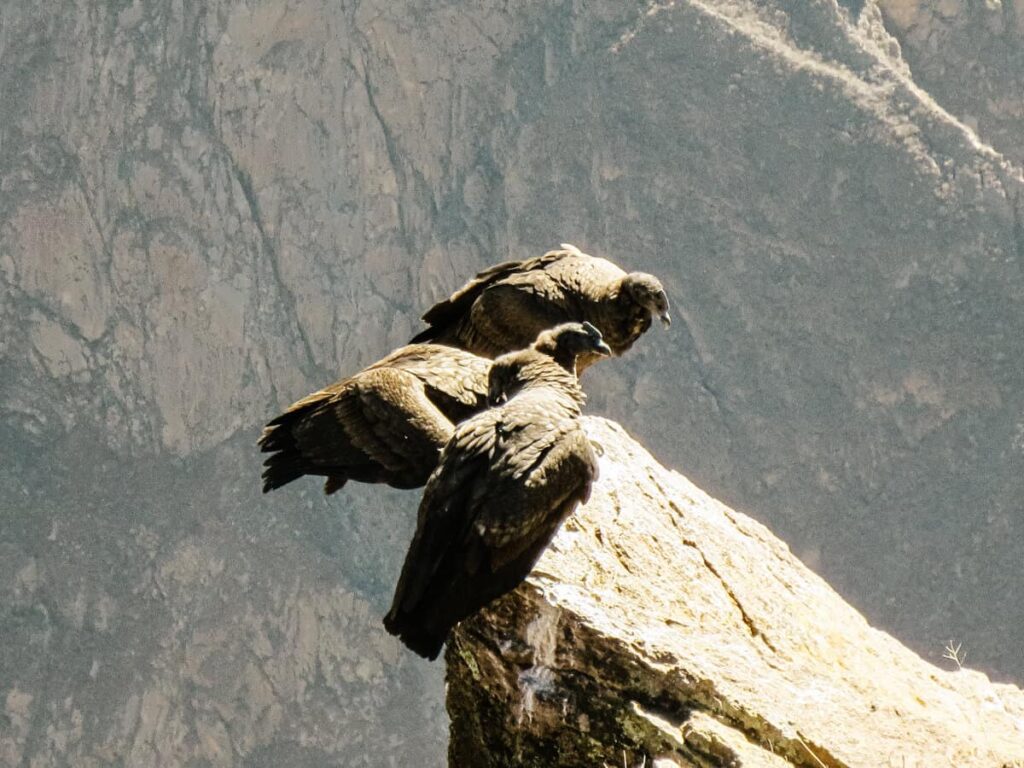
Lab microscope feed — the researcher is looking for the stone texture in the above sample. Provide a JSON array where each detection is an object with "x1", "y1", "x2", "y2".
[
  {"x1": 2, "y1": 0, "x2": 1024, "y2": 763},
  {"x1": 0, "y1": 431, "x2": 445, "y2": 767},
  {"x1": 448, "y1": 418, "x2": 1024, "y2": 767},
  {"x1": 877, "y1": 0, "x2": 1024, "y2": 167}
]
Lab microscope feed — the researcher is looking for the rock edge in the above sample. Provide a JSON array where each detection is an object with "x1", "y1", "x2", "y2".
[{"x1": 447, "y1": 417, "x2": 1024, "y2": 767}]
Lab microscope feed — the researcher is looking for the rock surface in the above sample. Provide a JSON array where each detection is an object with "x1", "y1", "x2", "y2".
[
  {"x1": 3, "y1": 0, "x2": 1024, "y2": 763},
  {"x1": 448, "y1": 418, "x2": 1024, "y2": 767},
  {"x1": 0, "y1": 432, "x2": 445, "y2": 767},
  {"x1": 877, "y1": 0, "x2": 1024, "y2": 168}
]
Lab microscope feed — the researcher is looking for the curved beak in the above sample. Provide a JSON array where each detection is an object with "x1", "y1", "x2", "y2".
[
  {"x1": 594, "y1": 340, "x2": 612, "y2": 357},
  {"x1": 659, "y1": 311, "x2": 672, "y2": 328}
]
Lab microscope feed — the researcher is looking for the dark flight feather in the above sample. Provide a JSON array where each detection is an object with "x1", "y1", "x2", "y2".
[
  {"x1": 384, "y1": 322, "x2": 608, "y2": 659},
  {"x1": 258, "y1": 344, "x2": 491, "y2": 494}
]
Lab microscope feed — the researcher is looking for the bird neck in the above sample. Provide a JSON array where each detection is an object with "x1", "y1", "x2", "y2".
[
  {"x1": 551, "y1": 347, "x2": 583, "y2": 374},
  {"x1": 490, "y1": 348, "x2": 587, "y2": 409},
  {"x1": 530, "y1": 337, "x2": 585, "y2": 376},
  {"x1": 520, "y1": 365, "x2": 585, "y2": 408}
]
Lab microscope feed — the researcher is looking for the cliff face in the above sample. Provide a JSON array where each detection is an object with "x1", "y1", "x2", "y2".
[
  {"x1": 2, "y1": 0, "x2": 1023, "y2": 764},
  {"x1": 877, "y1": 0, "x2": 1024, "y2": 168},
  {"x1": 448, "y1": 418, "x2": 1024, "y2": 767}
]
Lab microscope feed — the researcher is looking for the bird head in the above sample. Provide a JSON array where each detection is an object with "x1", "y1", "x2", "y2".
[
  {"x1": 622, "y1": 272, "x2": 671, "y2": 327},
  {"x1": 536, "y1": 321, "x2": 612, "y2": 360},
  {"x1": 486, "y1": 360, "x2": 518, "y2": 406}
]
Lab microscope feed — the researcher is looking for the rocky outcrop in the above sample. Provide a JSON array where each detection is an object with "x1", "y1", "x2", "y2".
[{"x1": 448, "y1": 418, "x2": 1024, "y2": 767}]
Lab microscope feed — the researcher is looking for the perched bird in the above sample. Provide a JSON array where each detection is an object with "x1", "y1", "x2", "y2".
[
  {"x1": 258, "y1": 344, "x2": 492, "y2": 494},
  {"x1": 410, "y1": 243, "x2": 671, "y2": 370},
  {"x1": 384, "y1": 322, "x2": 610, "y2": 659}
]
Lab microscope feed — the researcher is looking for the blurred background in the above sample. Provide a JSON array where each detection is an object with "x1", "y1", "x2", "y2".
[{"x1": 1, "y1": 0, "x2": 1022, "y2": 764}]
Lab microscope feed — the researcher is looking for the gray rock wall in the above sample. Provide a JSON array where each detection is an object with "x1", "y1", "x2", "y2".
[
  {"x1": 877, "y1": 0, "x2": 1024, "y2": 167},
  {"x1": 1, "y1": 0, "x2": 1022, "y2": 764}
]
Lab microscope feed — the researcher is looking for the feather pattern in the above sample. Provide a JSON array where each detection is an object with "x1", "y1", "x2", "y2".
[
  {"x1": 410, "y1": 244, "x2": 670, "y2": 370},
  {"x1": 384, "y1": 323, "x2": 604, "y2": 659},
  {"x1": 258, "y1": 344, "x2": 492, "y2": 494}
]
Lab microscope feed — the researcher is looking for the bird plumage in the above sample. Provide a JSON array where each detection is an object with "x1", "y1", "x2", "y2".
[
  {"x1": 384, "y1": 322, "x2": 607, "y2": 659},
  {"x1": 410, "y1": 244, "x2": 670, "y2": 370},
  {"x1": 258, "y1": 344, "x2": 492, "y2": 494}
]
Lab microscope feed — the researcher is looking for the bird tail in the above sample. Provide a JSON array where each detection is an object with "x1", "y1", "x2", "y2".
[
  {"x1": 260, "y1": 451, "x2": 307, "y2": 492},
  {"x1": 409, "y1": 324, "x2": 442, "y2": 344},
  {"x1": 323, "y1": 475, "x2": 348, "y2": 495},
  {"x1": 382, "y1": 608, "x2": 447, "y2": 660},
  {"x1": 258, "y1": 424, "x2": 311, "y2": 492},
  {"x1": 258, "y1": 395, "x2": 345, "y2": 493}
]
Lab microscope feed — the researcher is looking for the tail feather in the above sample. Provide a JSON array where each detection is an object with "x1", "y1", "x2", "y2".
[
  {"x1": 259, "y1": 414, "x2": 340, "y2": 493},
  {"x1": 409, "y1": 325, "x2": 442, "y2": 344},
  {"x1": 261, "y1": 450, "x2": 310, "y2": 493},
  {"x1": 382, "y1": 609, "x2": 448, "y2": 660},
  {"x1": 257, "y1": 424, "x2": 288, "y2": 452},
  {"x1": 323, "y1": 475, "x2": 348, "y2": 495}
]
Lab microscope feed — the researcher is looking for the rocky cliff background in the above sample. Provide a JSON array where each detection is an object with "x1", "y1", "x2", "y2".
[{"x1": 1, "y1": 0, "x2": 1022, "y2": 764}]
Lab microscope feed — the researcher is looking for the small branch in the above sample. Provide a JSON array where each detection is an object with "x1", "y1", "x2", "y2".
[
  {"x1": 942, "y1": 640, "x2": 966, "y2": 670},
  {"x1": 796, "y1": 733, "x2": 829, "y2": 768}
]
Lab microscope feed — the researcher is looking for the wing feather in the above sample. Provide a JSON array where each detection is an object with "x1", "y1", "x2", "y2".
[
  {"x1": 387, "y1": 411, "x2": 500, "y2": 615},
  {"x1": 336, "y1": 368, "x2": 453, "y2": 476},
  {"x1": 260, "y1": 362, "x2": 461, "y2": 492},
  {"x1": 410, "y1": 250, "x2": 573, "y2": 347},
  {"x1": 418, "y1": 251, "x2": 567, "y2": 325},
  {"x1": 379, "y1": 344, "x2": 491, "y2": 416},
  {"x1": 384, "y1": 373, "x2": 598, "y2": 659},
  {"x1": 408, "y1": 245, "x2": 665, "y2": 368}
]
